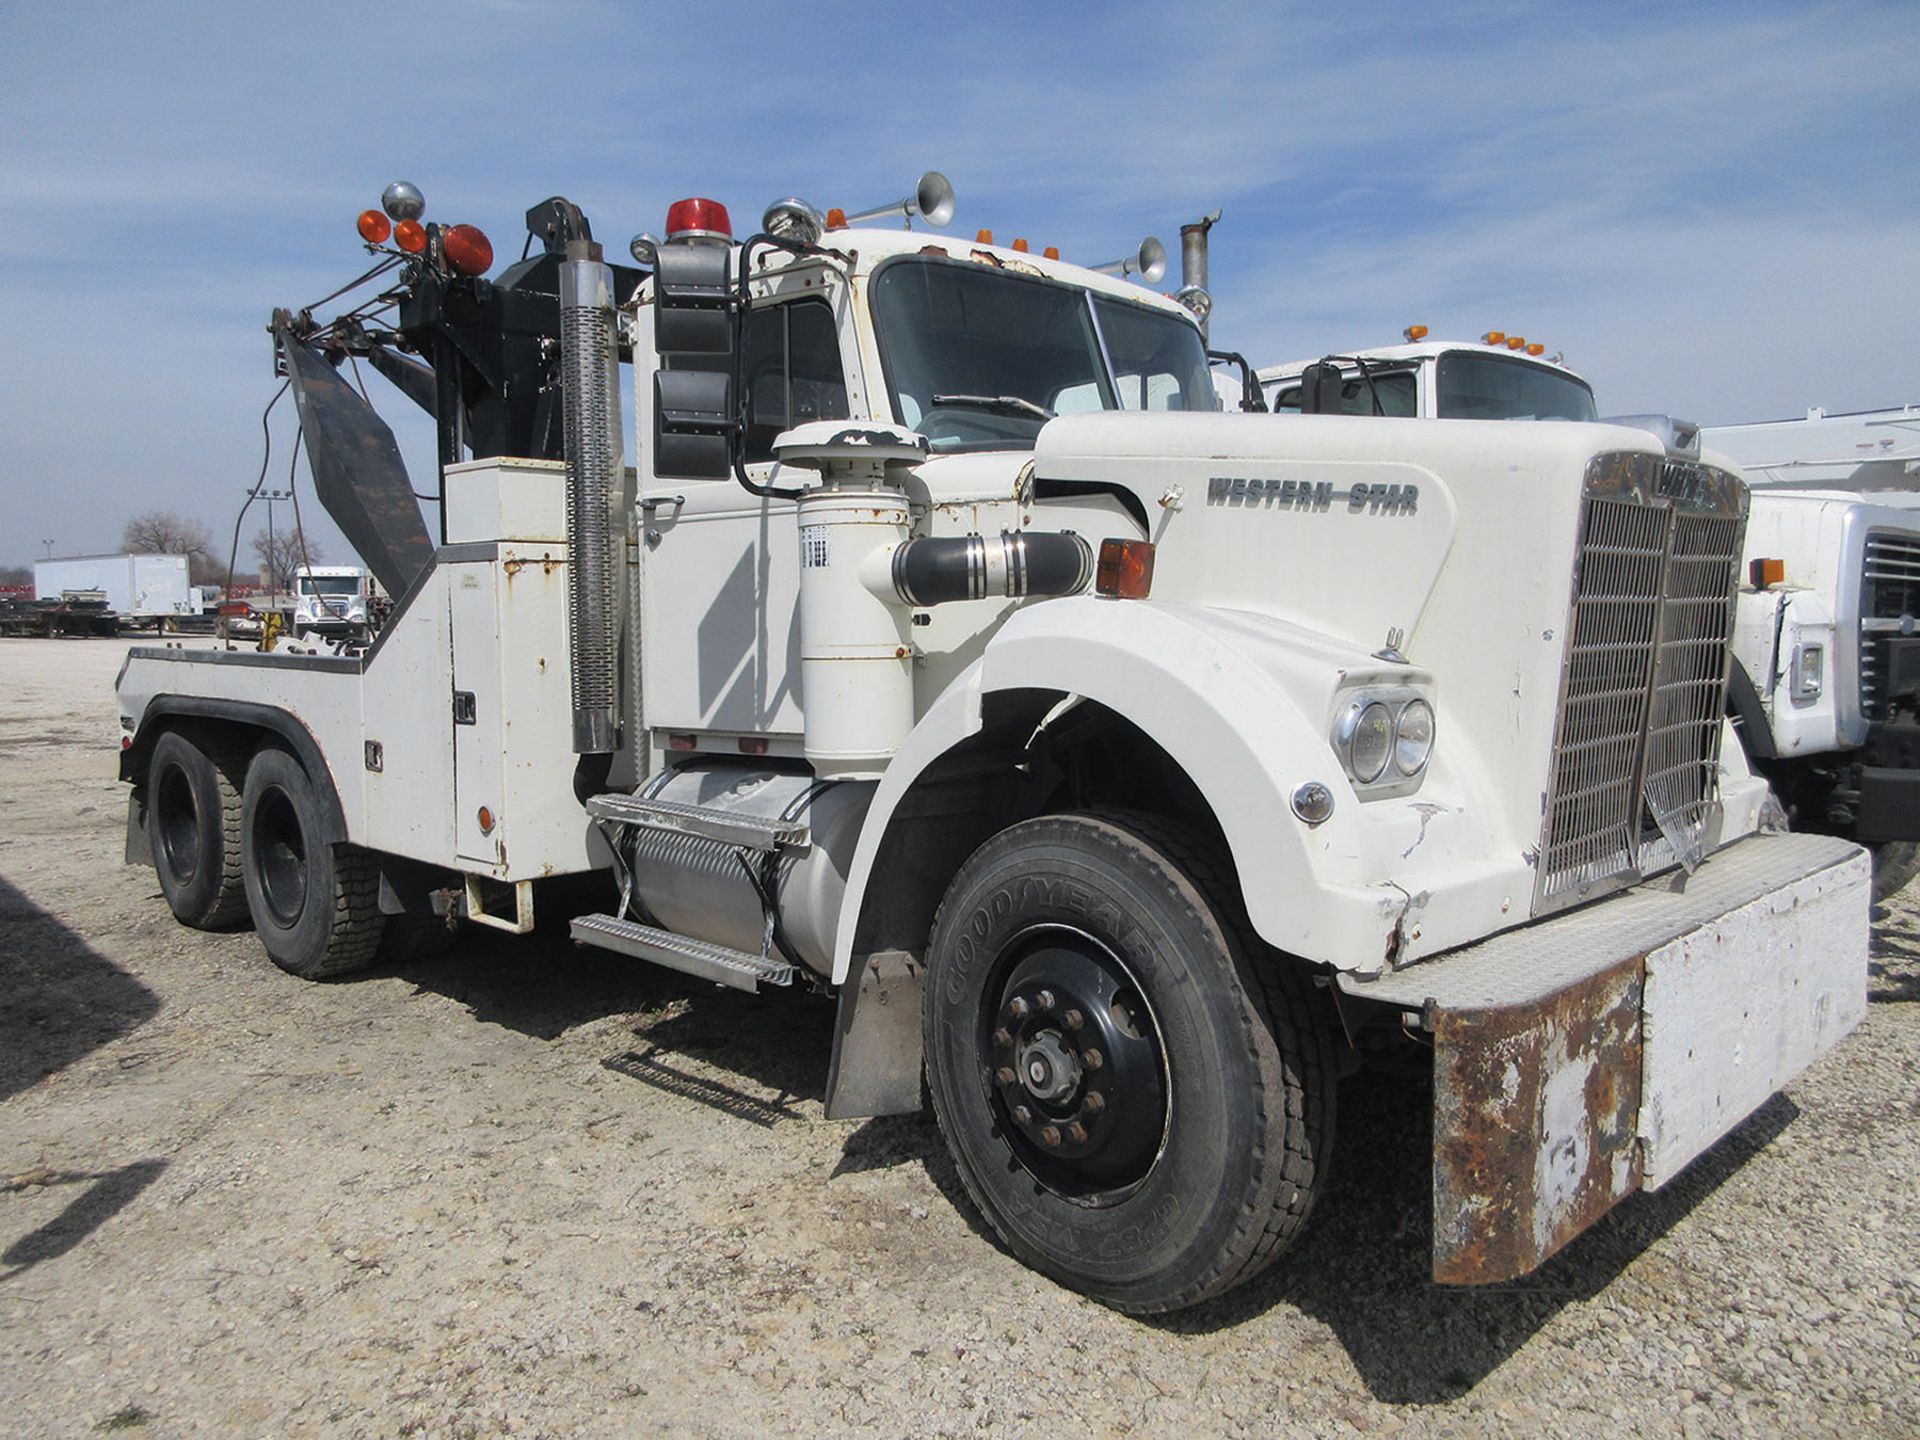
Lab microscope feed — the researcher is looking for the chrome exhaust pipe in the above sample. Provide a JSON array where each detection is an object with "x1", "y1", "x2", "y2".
[{"x1": 560, "y1": 240, "x2": 624, "y2": 754}]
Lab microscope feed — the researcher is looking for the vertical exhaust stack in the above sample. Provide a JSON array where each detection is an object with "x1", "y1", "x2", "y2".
[
  {"x1": 560, "y1": 240, "x2": 625, "y2": 755},
  {"x1": 1178, "y1": 210, "x2": 1220, "y2": 344}
]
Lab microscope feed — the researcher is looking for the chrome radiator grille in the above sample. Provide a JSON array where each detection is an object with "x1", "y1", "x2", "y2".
[
  {"x1": 1537, "y1": 454, "x2": 1747, "y2": 910},
  {"x1": 1861, "y1": 530, "x2": 1920, "y2": 721}
]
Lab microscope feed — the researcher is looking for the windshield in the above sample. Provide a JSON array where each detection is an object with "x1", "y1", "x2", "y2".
[
  {"x1": 1435, "y1": 352, "x2": 1597, "y2": 422},
  {"x1": 870, "y1": 258, "x2": 1214, "y2": 451},
  {"x1": 299, "y1": 576, "x2": 361, "y2": 596}
]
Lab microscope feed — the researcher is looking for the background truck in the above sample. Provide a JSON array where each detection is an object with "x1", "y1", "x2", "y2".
[
  {"x1": 34, "y1": 551, "x2": 195, "y2": 628},
  {"x1": 115, "y1": 180, "x2": 1867, "y2": 1313},
  {"x1": 1258, "y1": 338, "x2": 1920, "y2": 898},
  {"x1": 292, "y1": 563, "x2": 373, "y2": 640}
]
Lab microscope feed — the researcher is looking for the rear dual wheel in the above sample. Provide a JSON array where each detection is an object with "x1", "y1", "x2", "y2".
[
  {"x1": 923, "y1": 812, "x2": 1334, "y2": 1314},
  {"x1": 147, "y1": 729, "x2": 250, "y2": 929},
  {"x1": 240, "y1": 746, "x2": 384, "y2": 979}
]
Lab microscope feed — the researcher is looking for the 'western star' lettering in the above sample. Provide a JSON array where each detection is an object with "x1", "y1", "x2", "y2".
[{"x1": 1205, "y1": 476, "x2": 1418, "y2": 516}]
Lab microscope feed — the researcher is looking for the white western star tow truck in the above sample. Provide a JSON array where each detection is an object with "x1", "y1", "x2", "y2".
[
  {"x1": 118, "y1": 180, "x2": 1868, "y2": 1313},
  {"x1": 1259, "y1": 336, "x2": 1920, "y2": 900}
]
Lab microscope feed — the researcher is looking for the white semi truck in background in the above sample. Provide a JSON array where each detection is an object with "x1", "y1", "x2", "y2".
[
  {"x1": 292, "y1": 563, "x2": 374, "y2": 640},
  {"x1": 115, "y1": 180, "x2": 1867, "y2": 1313},
  {"x1": 1259, "y1": 338, "x2": 1920, "y2": 899}
]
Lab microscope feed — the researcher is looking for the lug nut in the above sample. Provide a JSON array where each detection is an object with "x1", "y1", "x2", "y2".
[
  {"x1": 992, "y1": 1027, "x2": 1013, "y2": 1048},
  {"x1": 1084, "y1": 1047, "x2": 1104, "y2": 1070},
  {"x1": 995, "y1": 1066, "x2": 1016, "y2": 1086},
  {"x1": 1008, "y1": 997, "x2": 1030, "y2": 1020},
  {"x1": 1036, "y1": 989, "x2": 1055, "y2": 1011},
  {"x1": 1041, "y1": 1125, "x2": 1062, "y2": 1148},
  {"x1": 1084, "y1": 1091, "x2": 1106, "y2": 1113},
  {"x1": 1062, "y1": 1008, "x2": 1084, "y2": 1031},
  {"x1": 1013, "y1": 1104, "x2": 1032, "y2": 1125},
  {"x1": 1066, "y1": 1122, "x2": 1088, "y2": 1144}
]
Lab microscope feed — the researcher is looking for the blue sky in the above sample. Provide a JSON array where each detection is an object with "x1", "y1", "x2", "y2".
[{"x1": 3, "y1": 0, "x2": 1916, "y2": 566}]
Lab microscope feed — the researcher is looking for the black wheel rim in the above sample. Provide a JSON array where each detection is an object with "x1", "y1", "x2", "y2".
[
  {"x1": 252, "y1": 784, "x2": 308, "y2": 928},
  {"x1": 981, "y1": 924, "x2": 1169, "y2": 1206},
  {"x1": 155, "y1": 761, "x2": 200, "y2": 884}
]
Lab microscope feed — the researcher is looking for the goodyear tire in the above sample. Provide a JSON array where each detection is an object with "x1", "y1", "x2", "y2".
[
  {"x1": 923, "y1": 812, "x2": 1334, "y2": 1314},
  {"x1": 147, "y1": 728, "x2": 250, "y2": 930},
  {"x1": 240, "y1": 746, "x2": 384, "y2": 979}
]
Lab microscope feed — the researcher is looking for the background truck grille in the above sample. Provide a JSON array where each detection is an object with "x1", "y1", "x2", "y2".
[
  {"x1": 1537, "y1": 455, "x2": 1746, "y2": 910},
  {"x1": 1860, "y1": 531, "x2": 1920, "y2": 721}
]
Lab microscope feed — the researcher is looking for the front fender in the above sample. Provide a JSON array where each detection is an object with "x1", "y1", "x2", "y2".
[{"x1": 833, "y1": 597, "x2": 1514, "y2": 980}]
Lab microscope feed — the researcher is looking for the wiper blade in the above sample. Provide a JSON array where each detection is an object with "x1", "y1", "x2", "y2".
[{"x1": 931, "y1": 393, "x2": 1055, "y2": 422}]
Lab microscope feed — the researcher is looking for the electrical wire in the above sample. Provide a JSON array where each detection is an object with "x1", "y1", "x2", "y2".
[
  {"x1": 223, "y1": 382, "x2": 291, "y2": 643},
  {"x1": 301, "y1": 255, "x2": 404, "y2": 315}
]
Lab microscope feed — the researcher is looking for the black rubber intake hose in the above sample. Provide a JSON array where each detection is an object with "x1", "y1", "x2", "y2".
[{"x1": 891, "y1": 531, "x2": 1092, "y2": 607}]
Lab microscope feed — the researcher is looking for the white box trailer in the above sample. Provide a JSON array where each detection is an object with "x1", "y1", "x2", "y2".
[
  {"x1": 36, "y1": 552, "x2": 194, "y2": 622},
  {"x1": 115, "y1": 183, "x2": 1869, "y2": 1313}
]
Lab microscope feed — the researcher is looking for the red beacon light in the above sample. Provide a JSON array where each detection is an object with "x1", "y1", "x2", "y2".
[
  {"x1": 664, "y1": 197, "x2": 733, "y2": 244},
  {"x1": 357, "y1": 209, "x2": 391, "y2": 245},
  {"x1": 443, "y1": 223, "x2": 493, "y2": 277}
]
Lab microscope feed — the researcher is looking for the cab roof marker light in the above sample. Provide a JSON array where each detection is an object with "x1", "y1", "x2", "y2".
[
  {"x1": 1527, "y1": 342, "x2": 1545, "y2": 356},
  {"x1": 976, "y1": 228, "x2": 994, "y2": 244},
  {"x1": 1404, "y1": 324, "x2": 1429, "y2": 342},
  {"x1": 825, "y1": 207, "x2": 848, "y2": 231},
  {"x1": 1043, "y1": 245, "x2": 1060, "y2": 260},
  {"x1": 1482, "y1": 330, "x2": 1505, "y2": 346},
  {"x1": 1012, "y1": 238, "x2": 1029, "y2": 252},
  {"x1": 1507, "y1": 336, "x2": 1526, "y2": 351}
]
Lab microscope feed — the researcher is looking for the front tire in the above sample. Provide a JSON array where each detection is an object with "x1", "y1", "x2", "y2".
[
  {"x1": 1871, "y1": 840, "x2": 1920, "y2": 903},
  {"x1": 147, "y1": 729, "x2": 250, "y2": 929},
  {"x1": 240, "y1": 747, "x2": 384, "y2": 979},
  {"x1": 923, "y1": 812, "x2": 1333, "y2": 1314}
]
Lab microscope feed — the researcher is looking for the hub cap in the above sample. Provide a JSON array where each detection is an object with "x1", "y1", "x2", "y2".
[
  {"x1": 986, "y1": 926, "x2": 1167, "y2": 1201},
  {"x1": 155, "y1": 761, "x2": 200, "y2": 883},
  {"x1": 253, "y1": 786, "x2": 308, "y2": 928}
]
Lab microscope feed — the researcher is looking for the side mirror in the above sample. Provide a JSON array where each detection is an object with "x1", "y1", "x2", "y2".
[
  {"x1": 652, "y1": 243, "x2": 740, "y2": 479},
  {"x1": 1299, "y1": 361, "x2": 1347, "y2": 416},
  {"x1": 653, "y1": 243, "x2": 734, "y2": 355}
]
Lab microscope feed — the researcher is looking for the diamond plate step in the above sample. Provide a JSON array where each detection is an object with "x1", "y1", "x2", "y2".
[
  {"x1": 583, "y1": 793, "x2": 809, "y2": 852},
  {"x1": 570, "y1": 913, "x2": 796, "y2": 991}
]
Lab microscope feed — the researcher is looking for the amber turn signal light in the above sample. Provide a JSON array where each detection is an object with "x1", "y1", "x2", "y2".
[
  {"x1": 1750, "y1": 557, "x2": 1786, "y2": 588},
  {"x1": 1095, "y1": 539, "x2": 1155, "y2": 600}
]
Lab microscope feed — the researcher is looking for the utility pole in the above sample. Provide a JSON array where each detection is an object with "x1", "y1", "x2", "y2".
[
  {"x1": 261, "y1": 489, "x2": 292, "y2": 599},
  {"x1": 40, "y1": 538, "x2": 54, "y2": 560}
]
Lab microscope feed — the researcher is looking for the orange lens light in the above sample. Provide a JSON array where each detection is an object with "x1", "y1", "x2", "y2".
[
  {"x1": 1043, "y1": 245, "x2": 1060, "y2": 260},
  {"x1": 395, "y1": 219, "x2": 428, "y2": 254},
  {"x1": 1527, "y1": 342, "x2": 1545, "y2": 356},
  {"x1": 477, "y1": 806, "x2": 495, "y2": 834},
  {"x1": 825, "y1": 207, "x2": 847, "y2": 230},
  {"x1": 443, "y1": 223, "x2": 493, "y2": 277},
  {"x1": 1482, "y1": 330, "x2": 1505, "y2": 346},
  {"x1": 357, "y1": 209, "x2": 391, "y2": 244},
  {"x1": 1012, "y1": 237, "x2": 1029, "y2": 252},
  {"x1": 1751, "y1": 557, "x2": 1786, "y2": 588},
  {"x1": 975, "y1": 228, "x2": 994, "y2": 244},
  {"x1": 1507, "y1": 336, "x2": 1526, "y2": 350},
  {"x1": 1403, "y1": 323, "x2": 1429, "y2": 342},
  {"x1": 1095, "y1": 539, "x2": 1155, "y2": 600}
]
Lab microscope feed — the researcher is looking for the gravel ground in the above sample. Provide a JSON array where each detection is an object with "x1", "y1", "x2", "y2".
[{"x1": 1, "y1": 635, "x2": 1916, "y2": 1439}]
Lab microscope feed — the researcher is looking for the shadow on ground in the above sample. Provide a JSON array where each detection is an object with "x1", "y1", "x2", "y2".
[
  {"x1": 0, "y1": 874, "x2": 161, "y2": 1101},
  {"x1": 1, "y1": 1159, "x2": 167, "y2": 1280}
]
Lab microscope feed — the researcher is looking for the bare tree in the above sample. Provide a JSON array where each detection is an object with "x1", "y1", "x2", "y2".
[
  {"x1": 122, "y1": 510, "x2": 221, "y2": 585},
  {"x1": 0, "y1": 564, "x2": 30, "y2": 588},
  {"x1": 251, "y1": 527, "x2": 324, "y2": 592}
]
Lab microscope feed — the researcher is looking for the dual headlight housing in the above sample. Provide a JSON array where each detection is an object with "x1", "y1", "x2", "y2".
[{"x1": 1332, "y1": 686, "x2": 1436, "y2": 797}]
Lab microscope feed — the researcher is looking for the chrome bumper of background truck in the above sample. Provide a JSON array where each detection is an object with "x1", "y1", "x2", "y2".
[{"x1": 1338, "y1": 831, "x2": 1869, "y2": 1284}]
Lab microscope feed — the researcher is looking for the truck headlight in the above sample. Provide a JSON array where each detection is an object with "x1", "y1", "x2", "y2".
[
  {"x1": 1394, "y1": 699, "x2": 1435, "y2": 775},
  {"x1": 1333, "y1": 687, "x2": 1435, "y2": 796}
]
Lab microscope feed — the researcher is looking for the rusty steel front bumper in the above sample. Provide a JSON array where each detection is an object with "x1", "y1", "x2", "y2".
[{"x1": 1338, "y1": 831, "x2": 1869, "y2": 1284}]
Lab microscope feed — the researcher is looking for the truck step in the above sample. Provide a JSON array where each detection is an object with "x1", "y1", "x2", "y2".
[
  {"x1": 583, "y1": 793, "x2": 810, "y2": 852},
  {"x1": 569, "y1": 913, "x2": 796, "y2": 991}
]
